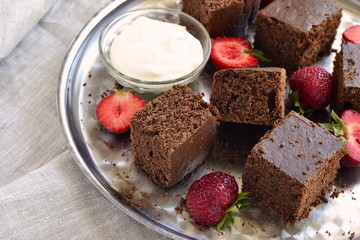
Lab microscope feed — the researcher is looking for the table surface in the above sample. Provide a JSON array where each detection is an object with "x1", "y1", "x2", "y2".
[
  {"x1": 1, "y1": 0, "x2": 360, "y2": 240},
  {"x1": 0, "y1": 0, "x2": 170, "y2": 239}
]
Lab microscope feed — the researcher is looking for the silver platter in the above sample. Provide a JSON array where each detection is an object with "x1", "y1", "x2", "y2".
[{"x1": 58, "y1": 0, "x2": 360, "y2": 239}]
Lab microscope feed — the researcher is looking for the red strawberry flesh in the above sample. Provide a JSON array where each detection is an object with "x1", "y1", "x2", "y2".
[
  {"x1": 96, "y1": 90, "x2": 145, "y2": 134},
  {"x1": 343, "y1": 25, "x2": 360, "y2": 44},
  {"x1": 185, "y1": 172, "x2": 238, "y2": 226},
  {"x1": 289, "y1": 66, "x2": 334, "y2": 109},
  {"x1": 340, "y1": 110, "x2": 360, "y2": 166},
  {"x1": 210, "y1": 37, "x2": 258, "y2": 70}
]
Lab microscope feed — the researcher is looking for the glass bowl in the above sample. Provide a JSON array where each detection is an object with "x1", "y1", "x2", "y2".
[{"x1": 98, "y1": 8, "x2": 211, "y2": 94}]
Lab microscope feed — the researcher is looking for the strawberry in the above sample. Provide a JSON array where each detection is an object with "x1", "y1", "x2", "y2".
[
  {"x1": 260, "y1": 0, "x2": 275, "y2": 9},
  {"x1": 319, "y1": 110, "x2": 360, "y2": 167},
  {"x1": 340, "y1": 110, "x2": 360, "y2": 166},
  {"x1": 343, "y1": 25, "x2": 360, "y2": 44},
  {"x1": 210, "y1": 37, "x2": 258, "y2": 70},
  {"x1": 289, "y1": 66, "x2": 334, "y2": 110},
  {"x1": 185, "y1": 172, "x2": 250, "y2": 230},
  {"x1": 96, "y1": 89, "x2": 145, "y2": 134}
]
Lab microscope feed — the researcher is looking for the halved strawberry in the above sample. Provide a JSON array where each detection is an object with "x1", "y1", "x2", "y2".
[
  {"x1": 340, "y1": 110, "x2": 360, "y2": 166},
  {"x1": 96, "y1": 89, "x2": 145, "y2": 134},
  {"x1": 320, "y1": 110, "x2": 360, "y2": 167},
  {"x1": 343, "y1": 25, "x2": 360, "y2": 44},
  {"x1": 210, "y1": 37, "x2": 258, "y2": 70}
]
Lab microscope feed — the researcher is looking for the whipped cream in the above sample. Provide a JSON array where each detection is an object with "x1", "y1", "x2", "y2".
[{"x1": 110, "y1": 16, "x2": 204, "y2": 82}]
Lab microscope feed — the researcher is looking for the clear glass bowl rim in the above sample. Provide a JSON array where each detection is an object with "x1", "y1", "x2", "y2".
[{"x1": 98, "y1": 7, "x2": 212, "y2": 86}]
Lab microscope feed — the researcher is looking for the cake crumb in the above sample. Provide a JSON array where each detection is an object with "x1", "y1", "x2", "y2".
[
  {"x1": 141, "y1": 192, "x2": 150, "y2": 199},
  {"x1": 259, "y1": 146, "x2": 266, "y2": 154},
  {"x1": 348, "y1": 59, "x2": 356, "y2": 65},
  {"x1": 175, "y1": 203, "x2": 185, "y2": 215},
  {"x1": 298, "y1": 151, "x2": 304, "y2": 157},
  {"x1": 280, "y1": 142, "x2": 285, "y2": 148},
  {"x1": 348, "y1": 232, "x2": 355, "y2": 240},
  {"x1": 124, "y1": 192, "x2": 133, "y2": 199},
  {"x1": 286, "y1": 3, "x2": 292, "y2": 8},
  {"x1": 317, "y1": 159, "x2": 324, "y2": 164}
]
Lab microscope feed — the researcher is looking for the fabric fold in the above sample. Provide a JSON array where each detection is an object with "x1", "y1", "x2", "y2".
[
  {"x1": 0, "y1": 0, "x2": 56, "y2": 59},
  {"x1": 0, "y1": 150, "x2": 169, "y2": 240}
]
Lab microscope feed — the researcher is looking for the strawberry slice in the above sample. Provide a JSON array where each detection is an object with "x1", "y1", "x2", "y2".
[
  {"x1": 341, "y1": 110, "x2": 360, "y2": 166},
  {"x1": 96, "y1": 89, "x2": 145, "y2": 134},
  {"x1": 343, "y1": 25, "x2": 360, "y2": 44},
  {"x1": 210, "y1": 37, "x2": 258, "y2": 70}
]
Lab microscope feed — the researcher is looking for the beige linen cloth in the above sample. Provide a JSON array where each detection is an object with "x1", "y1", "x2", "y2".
[{"x1": 0, "y1": 0, "x2": 170, "y2": 239}]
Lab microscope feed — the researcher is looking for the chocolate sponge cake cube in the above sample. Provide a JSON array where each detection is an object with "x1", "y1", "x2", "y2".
[
  {"x1": 254, "y1": 0, "x2": 342, "y2": 74},
  {"x1": 333, "y1": 41, "x2": 360, "y2": 113},
  {"x1": 130, "y1": 85, "x2": 219, "y2": 188},
  {"x1": 182, "y1": 0, "x2": 260, "y2": 37},
  {"x1": 242, "y1": 111, "x2": 346, "y2": 224},
  {"x1": 210, "y1": 67, "x2": 286, "y2": 126}
]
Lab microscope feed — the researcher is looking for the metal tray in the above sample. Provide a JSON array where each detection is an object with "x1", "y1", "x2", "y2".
[{"x1": 58, "y1": 0, "x2": 360, "y2": 239}]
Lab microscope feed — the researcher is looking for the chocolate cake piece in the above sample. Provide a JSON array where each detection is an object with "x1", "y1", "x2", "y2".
[
  {"x1": 210, "y1": 67, "x2": 286, "y2": 126},
  {"x1": 254, "y1": 0, "x2": 342, "y2": 74},
  {"x1": 333, "y1": 41, "x2": 360, "y2": 113},
  {"x1": 182, "y1": 0, "x2": 261, "y2": 37},
  {"x1": 242, "y1": 111, "x2": 346, "y2": 224},
  {"x1": 131, "y1": 85, "x2": 219, "y2": 188}
]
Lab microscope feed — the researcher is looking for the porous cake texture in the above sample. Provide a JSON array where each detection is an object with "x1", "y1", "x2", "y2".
[
  {"x1": 182, "y1": 0, "x2": 260, "y2": 37},
  {"x1": 210, "y1": 67, "x2": 286, "y2": 126},
  {"x1": 242, "y1": 111, "x2": 346, "y2": 224},
  {"x1": 333, "y1": 41, "x2": 360, "y2": 113},
  {"x1": 131, "y1": 85, "x2": 219, "y2": 188},
  {"x1": 254, "y1": 0, "x2": 342, "y2": 74}
]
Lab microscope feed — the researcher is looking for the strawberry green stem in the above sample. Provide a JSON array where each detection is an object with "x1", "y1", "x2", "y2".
[
  {"x1": 318, "y1": 110, "x2": 351, "y2": 154},
  {"x1": 245, "y1": 49, "x2": 272, "y2": 63},
  {"x1": 216, "y1": 192, "x2": 251, "y2": 232}
]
